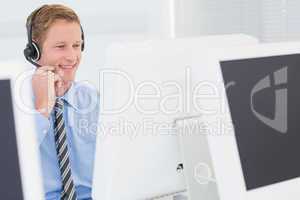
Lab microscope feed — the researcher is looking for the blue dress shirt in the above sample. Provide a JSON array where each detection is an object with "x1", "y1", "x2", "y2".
[{"x1": 34, "y1": 82, "x2": 99, "y2": 200}]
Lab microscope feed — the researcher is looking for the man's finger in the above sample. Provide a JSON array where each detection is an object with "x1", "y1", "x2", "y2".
[
  {"x1": 54, "y1": 73, "x2": 63, "y2": 82},
  {"x1": 36, "y1": 66, "x2": 56, "y2": 74}
]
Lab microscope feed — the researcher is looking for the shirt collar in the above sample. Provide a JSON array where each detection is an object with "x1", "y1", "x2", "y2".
[{"x1": 60, "y1": 82, "x2": 80, "y2": 111}]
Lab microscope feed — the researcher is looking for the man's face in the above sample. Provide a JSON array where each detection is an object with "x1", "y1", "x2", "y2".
[{"x1": 38, "y1": 19, "x2": 82, "y2": 83}]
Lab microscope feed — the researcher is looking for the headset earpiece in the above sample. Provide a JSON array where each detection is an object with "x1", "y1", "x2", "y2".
[
  {"x1": 24, "y1": 41, "x2": 40, "y2": 61},
  {"x1": 23, "y1": 42, "x2": 41, "y2": 67},
  {"x1": 31, "y1": 41, "x2": 41, "y2": 61},
  {"x1": 24, "y1": 7, "x2": 43, "y2": 67},
  {"x1": 80, "y1": 25, "x2": 85, "y2": 51}
]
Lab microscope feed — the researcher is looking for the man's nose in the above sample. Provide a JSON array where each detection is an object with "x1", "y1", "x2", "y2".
[{"x1": 64, "y1": 46, "x2": 78, "y2": 62}]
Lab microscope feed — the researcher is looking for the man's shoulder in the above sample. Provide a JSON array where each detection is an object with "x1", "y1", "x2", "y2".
[
  {"x1": 73, "y1": 81, "x2": 99, "y2": 96},
  {"x1": 70, "y1": 81, "x2": 99, "y2": 112}
]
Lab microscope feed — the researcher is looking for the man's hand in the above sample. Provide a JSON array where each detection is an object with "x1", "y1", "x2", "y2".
[{"x1": 32, "y1": 66, "x2": 62, "y2": 118}]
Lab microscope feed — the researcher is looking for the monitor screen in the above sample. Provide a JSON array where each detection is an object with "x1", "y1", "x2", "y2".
[
  {"x1": 220, "y1": 54, "x2": 300, "y2": 191},
  {"x1": 0, "y1": 79, "x2": 24, "y2": 199}
]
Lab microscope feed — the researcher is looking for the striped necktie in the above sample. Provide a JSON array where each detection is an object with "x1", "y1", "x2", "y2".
[{"x1": 54, "y1": 98, "x2": 77, "y2": 200}]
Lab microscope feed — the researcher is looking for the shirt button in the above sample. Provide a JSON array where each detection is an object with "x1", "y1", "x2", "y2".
[{"x1": 43, "y1": 129, "x2": 48, "y2": 134}]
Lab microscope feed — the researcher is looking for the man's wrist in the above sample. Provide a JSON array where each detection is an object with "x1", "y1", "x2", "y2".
[{"x1": 35, "y1": 102, "x2": 51, "y2": 118}]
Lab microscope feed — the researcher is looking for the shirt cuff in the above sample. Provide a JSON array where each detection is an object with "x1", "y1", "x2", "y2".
[{"x1": 34, "y1": 112, "x2": 51, "y2": 145}]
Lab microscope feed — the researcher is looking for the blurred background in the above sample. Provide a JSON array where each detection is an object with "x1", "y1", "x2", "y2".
[{"x1": 1, "y1": 0, "x2": 300, "y2": 88}]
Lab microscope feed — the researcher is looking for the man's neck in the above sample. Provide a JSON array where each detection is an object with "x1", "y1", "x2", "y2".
[{"x1": 55, "y1": 81, "x2": 72, "y2": 97}]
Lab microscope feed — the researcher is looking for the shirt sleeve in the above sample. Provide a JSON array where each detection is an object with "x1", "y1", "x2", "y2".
[{"x1": 34, "y1": 112, "x2": 51, "y2": 145}]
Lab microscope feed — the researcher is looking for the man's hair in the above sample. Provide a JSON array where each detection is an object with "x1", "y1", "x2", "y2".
[{"x1": 26, "y1": 4, "x2": 81, "y2": 46}]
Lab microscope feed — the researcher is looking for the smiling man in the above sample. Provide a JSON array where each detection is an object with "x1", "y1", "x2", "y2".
[{"x1": 24, "y1": 4, "x2": 99, "y2": 200}]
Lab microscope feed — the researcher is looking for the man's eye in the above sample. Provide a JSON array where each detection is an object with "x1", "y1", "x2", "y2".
[
  {"x1": 56, "y1": 45, "x2": 65, "y2": 48},
  {"x1": 73, "y1": 44, "x2": 80, "y2": 48}
]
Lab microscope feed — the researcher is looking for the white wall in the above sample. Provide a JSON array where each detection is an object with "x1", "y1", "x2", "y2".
[
  {"x1": 2, "y1": 0, "x2": 300, "y2": 87},
  {"x1": 0, "y1": 0, "x2": 175, "y2": 38},
  {"x1": 261, "y1": 0, "x2": 300, "y2": 42},
  {"x1": 175, "y1": 0, "x2": 300, "y2": 42}
]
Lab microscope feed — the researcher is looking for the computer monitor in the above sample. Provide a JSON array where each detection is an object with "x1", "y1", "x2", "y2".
[
  {"x1": 0, "y1": 79, "x2": 24, "y2": 199},
  {"x1": 92, "y1": 34, "x2": 259, "y2": 199},
  {"x1": 0, "y1": 62, "x2": 44, "y2": 200},
  {"x1": 182, "y1": 42, "x2": 300, "y2": 200}
]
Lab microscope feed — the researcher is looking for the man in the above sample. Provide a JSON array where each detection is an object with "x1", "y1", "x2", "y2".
[{"x1": 24, "y1": 4, "x2": 99, "y2": 200}]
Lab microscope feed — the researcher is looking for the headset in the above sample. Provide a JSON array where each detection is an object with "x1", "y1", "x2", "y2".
[{"x1": 24, "y1": 7, "x2": 85, "y2": 67}]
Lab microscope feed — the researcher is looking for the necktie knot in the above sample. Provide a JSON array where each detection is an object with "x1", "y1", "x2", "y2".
[{"x1": 55, "y1": 98, "x2": 64, "y2": 111}]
